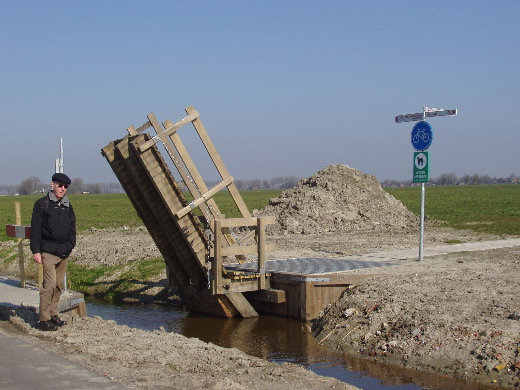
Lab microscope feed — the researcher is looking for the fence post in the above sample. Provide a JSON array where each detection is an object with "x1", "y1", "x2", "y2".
[{"x1": 14, "y1": 202, "x2": 26, "y2": 288}]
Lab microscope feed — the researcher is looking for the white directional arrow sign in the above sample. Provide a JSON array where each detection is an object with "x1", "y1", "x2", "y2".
[{"x1": 395, "y1": 108, "x2": 457, "y2": 123}]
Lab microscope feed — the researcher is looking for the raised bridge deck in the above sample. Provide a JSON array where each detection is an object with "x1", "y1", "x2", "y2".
[{"x1": 101, "y1": 107, "x2": 398, "y2": 320}]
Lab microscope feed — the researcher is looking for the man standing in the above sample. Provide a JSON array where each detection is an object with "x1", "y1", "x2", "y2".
[{"x1": 30, "y1": 173, "x2": 76, "y2": 331}]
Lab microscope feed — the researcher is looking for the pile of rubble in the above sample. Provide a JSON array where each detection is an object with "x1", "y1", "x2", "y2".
[{"x1": 256, "y1": 164, "x2": 417, "y2": 235}]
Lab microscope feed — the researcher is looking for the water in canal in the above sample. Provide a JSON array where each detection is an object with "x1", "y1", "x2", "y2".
[{"x1": 86, "y1": 298, "x2": 499, "y2": 390}]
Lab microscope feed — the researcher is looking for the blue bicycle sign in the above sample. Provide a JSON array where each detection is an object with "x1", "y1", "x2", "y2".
[{"x1": 411, "y1": 121, "x2": 433, "y2": 151}]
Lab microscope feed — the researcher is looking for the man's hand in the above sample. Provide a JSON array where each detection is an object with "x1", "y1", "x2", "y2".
[{"x1": 33, "y1": 253, "x2": 42, "y2": 264}]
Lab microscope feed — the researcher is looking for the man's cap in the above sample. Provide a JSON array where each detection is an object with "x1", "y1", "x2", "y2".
[{"x1": 52, "y1": 173, "x2": 71, "y2": 185}]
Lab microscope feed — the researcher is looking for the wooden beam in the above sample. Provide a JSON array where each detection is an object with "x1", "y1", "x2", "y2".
[
  {"x1": 210, "y1": 279, "x2": 271, "y2": 294},
  {"x1": 213, "y1": 243, "x2": 276, "y2": 257},
  {"x1": 212, "y1": 219, "x2": 223, "y2": 295},
  {"x1": 176, "y1": 176, "x2": 234, "y2": 219},
  {"x1": 247, "y1": 289, "x2": 286, "y2": 304},
  {"x1": 127, "y1": 120, "x2": 152, "y2": 136},
  {"x1": 138, "y1": 111, "x2": 199, "y2": 152},
  {"x1": 224, "y1": 292, "x2": 258, "y2": 318},
  {"x1": 258, "y1": 217, "x2": 266, "y2": 290},
  {"x1": 217, "y1": 216, "x2": 276, "y2": 228}
]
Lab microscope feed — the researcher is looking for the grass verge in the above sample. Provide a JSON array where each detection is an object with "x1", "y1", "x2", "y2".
[{"x1": 67, "y1": 258, "x2": 166, "y2": 301}]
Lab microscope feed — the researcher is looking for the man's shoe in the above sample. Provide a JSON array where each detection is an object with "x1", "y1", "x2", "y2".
[
  {"x1": 51, "y1": 315, "x2": 67, "y2": 327},
  {"x1": 38, "y1": 320, "x2": 59, "y2": 331}
]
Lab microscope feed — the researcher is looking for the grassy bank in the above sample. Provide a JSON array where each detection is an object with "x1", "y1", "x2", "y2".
[{"x1": 66, "y1": 257, "x2": 167, "y2": 301}]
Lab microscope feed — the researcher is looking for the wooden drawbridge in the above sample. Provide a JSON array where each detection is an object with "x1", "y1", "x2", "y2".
[{"x1": 101, "y1": 106, "x2": 283, "y2": 318}]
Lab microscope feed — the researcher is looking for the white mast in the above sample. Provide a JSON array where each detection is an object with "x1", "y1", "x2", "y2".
[{"x1": 55, "y1": 138, "x2": 64, "y2": 173}]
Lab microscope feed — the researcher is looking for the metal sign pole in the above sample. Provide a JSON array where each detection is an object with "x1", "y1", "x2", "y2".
[
  {"x1": 418, "y1": 109, "x2": 427, "y2": 261},
  {"x1": 394, "y1": 107, "x2": 457, "y2": 261},
  {"x1": 419, "y1": 182, "x2": 425, "y2": 261}
]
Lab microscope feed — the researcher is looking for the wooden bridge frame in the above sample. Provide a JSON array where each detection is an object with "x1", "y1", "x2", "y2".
[{"x1": 102, "y1": 106, "x2": 282, "y2": 318}]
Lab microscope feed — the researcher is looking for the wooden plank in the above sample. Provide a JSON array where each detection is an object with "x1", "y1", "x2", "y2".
[
  {"x1": 185, "y1": 223, "x2": 204, "y2": 243},
  {"x1": 212, "y1": 219, "x2": 223, "y2": 295},
  {"x1": 127, "y1": 125, "x2": 137, "y2": 136},
  {"x1": 176, "y1": 176, "x2": 234, "y2": 218},
  {"x1": 224, "y1": 292, "x2": 258, "y2": 318},
  {"x1": 216, "y1": 243, "x2": 276, "y2": 257},
  {"x1": 190, "y1": 238, "x2": 206, "y2": 256},
  {"x1": 135, "y1": 120, "x2": 152, "y2": 135},
  {"x1": 258, "y1": 217, "x2": 266, "y2": 290},
  {"x1": 138, "y1": 111, "x2": 199, "y2": 152},
  {"x1": 246, "y1": 289, "x2": 286, "y2": 304},
  {"x1": 208, "y1": 278, "x2": 272, "y2": 294},
  {"x1": 217, "y1": 216, "x2": 276, "y2": 229}
]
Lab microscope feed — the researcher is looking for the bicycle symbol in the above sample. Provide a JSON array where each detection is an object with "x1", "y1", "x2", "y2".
[
  {"x1": 413, "y1": 129, "x2": 430, "y2": 144},
  {"x1": 411, "y1": 121, "x2": 432, "y2": 151}
]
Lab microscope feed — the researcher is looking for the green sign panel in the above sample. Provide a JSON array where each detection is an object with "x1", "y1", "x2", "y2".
[{"x1": 413, "y1": 152, "x2": 429, "y2": 183}]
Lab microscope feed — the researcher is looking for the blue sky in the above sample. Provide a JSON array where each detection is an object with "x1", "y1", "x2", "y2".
[{"x1": 1, "y1": 0, "x2": 519, "y2": 186}]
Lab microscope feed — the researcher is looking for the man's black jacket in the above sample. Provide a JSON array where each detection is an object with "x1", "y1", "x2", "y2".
[{"x1": 30, "y1": 192, "x2": 76, "y2": 258}]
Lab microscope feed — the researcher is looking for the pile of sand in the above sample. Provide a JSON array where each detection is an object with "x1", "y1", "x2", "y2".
[{"x1": 256, "y1": 164, "x2": 417, "y2": 235}]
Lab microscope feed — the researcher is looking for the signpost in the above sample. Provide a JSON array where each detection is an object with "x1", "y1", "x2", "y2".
[{"x1": 394, "y1": 107, "x2": 457, "y2": 261}]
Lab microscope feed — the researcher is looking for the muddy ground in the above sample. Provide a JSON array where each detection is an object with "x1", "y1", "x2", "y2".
[
  {"x1": 1, "y1": 227, "x2": 519, "y2": 389},
  {"x1": 0, "y1": 305, "x2": 356, "y2": 390}
]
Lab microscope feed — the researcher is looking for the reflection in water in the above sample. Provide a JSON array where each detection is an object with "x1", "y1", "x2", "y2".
[{"x1": 86, "y1": 299, "x2": 500, "y2": 390}]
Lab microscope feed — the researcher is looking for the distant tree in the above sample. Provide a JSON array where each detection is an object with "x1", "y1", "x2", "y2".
[
  {"x1": 18, "y1": 176, "x2": 45, "y2": 195},
  {"x1": 105, "y1": 182, "x2": 123, "y2": 193},
  {"x1": 436, "y1": 172, "x2": 458, "y2": 186},
  {"x1": 85, "y1": 183, "x2": 102, "y2": 194},
  {"x1": 0, "y1": 185, "x2": 18, "y2": 195},
  {"x1": 250, "y1": 179, "x2": 262, "y2": 189},
  {"x1": 69, "y1": 178, "x2": 84, "y2": 194},
  {"x1": 279, "y1": 176, "x2": 299, "y2": 189}
]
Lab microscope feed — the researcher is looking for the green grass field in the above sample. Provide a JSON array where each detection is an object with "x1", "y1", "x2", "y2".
[
  {"x1": 1, "y1": 184, "x2": 519, "y2": 242},
  {"x1": 385, "y1": 184, "x2": 520, "y2": 236}
]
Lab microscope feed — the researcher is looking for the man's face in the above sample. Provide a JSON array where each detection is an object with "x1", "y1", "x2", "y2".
[{"x1": 51, "y1": 181, "x2": 69, "y2": 199}]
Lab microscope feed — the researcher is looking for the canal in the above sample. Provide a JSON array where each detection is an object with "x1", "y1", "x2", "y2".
[{"x1": 86, "y1": 298, "x2": 499, "y2": 390}]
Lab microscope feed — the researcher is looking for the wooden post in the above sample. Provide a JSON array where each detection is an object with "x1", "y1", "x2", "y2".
[
  {"x1": 257, "y1": 217, "x2": 266, "y2": 290},
  {"x1": 15, "y1": 202, "x2": 25, "y2": 288},
  {"x1": 212, "y1": 219, "x2": 223, "y2": 295}
]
